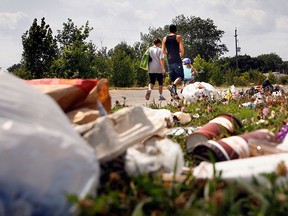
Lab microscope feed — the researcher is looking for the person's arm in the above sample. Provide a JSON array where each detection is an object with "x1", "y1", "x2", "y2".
[
  {"x1": 162, "y1": 37, "x2": 167, "y2": 55},
  {"x1": 177, "y1": 35, "x2": 184, "y2": 57},
  {"x1": 160, "y1": 58, "x2": 165, "y2": 74},
  {"x1": 192, "y1": 67, "x2": 197, "y2": 73}
]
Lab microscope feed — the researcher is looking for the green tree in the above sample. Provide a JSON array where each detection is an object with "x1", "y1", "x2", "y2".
[
  {"x1": 133, "y1": 42, "x2": 149, "y2": 86},
  {"x1": 140, "y1": 27, "x2": 167, "y2": 49},
  {"x1": 283, "y1": 61, "x2": 288, "y2": 73},
  {"x1": 56, "y1": 18, "x2": 92, "y2": 50},
  {"x1": 21, "y1": 17, "x2": 58, "y2": 78},
  {"x1": 7, "y1": 63, "x2": 21, "y2": 73},
  {"x1": 267, "y1": 71, "x2": 277, "y2": 84},
  {"x1": 248, "y1": 69, "x2": 266, "y2": 85},
  {"x1": 192, "y1": 54, "x2": 208, "y2": 82},
  {"x1": 224, "y1": 68, "x2": 240, "y2": 86},
  {"x1": 93, "y1": 47, "x2": 111, "y2": 79},
  {"x1": 52, "y1": 19, "x2": 97, "y2": 78},
  {"x1": 140, "y1": 14, "x2": 228, "y2": 61},
  {"x1": 109, "y1": 42, "x2": 135, "y2": 87},
  {"x1": 256, "y1": 53, "x2": 284, "y2": 73}
]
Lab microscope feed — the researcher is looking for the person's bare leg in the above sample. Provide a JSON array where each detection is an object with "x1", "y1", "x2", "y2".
[
  {"x1": 171, "y1": 78, "x2": 182, "y2": 100},
  {"x1": 145, "y1": 83, "x2": 154, "y2": 100},
  {"x1": 173, "y1": 78, "x2": 183, "y2": 86},
  {"x1": 159, "y1": 85, "x2": 163, "y2": 95},
  {"x1": 158, "y1": 85, "x2": 166, "y2": 100}
]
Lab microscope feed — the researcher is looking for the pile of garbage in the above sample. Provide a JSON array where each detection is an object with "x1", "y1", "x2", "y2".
[
  {"x1": 1, "y1": 71, "x2": 288, "y2": 215},
  {"x1": 181, "y1": 82, "x2": 221, "y2": 103}
]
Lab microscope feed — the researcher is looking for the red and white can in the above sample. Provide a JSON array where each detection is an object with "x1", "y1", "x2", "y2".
[{"x1": 186, "y1": 114, "x2": 242, "y2": 152}]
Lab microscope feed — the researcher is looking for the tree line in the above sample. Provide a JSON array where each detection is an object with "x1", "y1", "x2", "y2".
[{"x1": 7, "y1": 15, "x2": 288, "y2": 87}]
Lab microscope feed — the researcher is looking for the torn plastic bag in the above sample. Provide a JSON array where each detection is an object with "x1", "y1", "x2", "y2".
[
  {"x1": 78, "y1": 106, "x2": 174, "y2": 163},
  {"x1": 0, "y1": 72, "x2": 99, "y2": 215},
  {"x1": 125, "y1": 137, "x2": 184, "y2": 176},
  {"x1": 182, "y1": 82, "x2": 221, "y2": 103}
]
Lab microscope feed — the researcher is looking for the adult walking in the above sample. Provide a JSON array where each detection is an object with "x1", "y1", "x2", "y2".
[
  {"x1": 145, "y1": 38, "x2": 166, "y2": 101},
  {"x1": 162, "y1": 24, "x2": 184, "y2": 100}
]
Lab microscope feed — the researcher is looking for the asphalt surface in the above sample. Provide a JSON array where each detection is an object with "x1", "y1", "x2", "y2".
[
  {"x1": 109, "y1": 85, "x2": 264, "y2": 108},
  {"x1": 109, "y1": 88, "x2": 176, "y2": 108}
]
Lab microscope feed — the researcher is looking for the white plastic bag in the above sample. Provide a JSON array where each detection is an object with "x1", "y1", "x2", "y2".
[
  {"x1": 182, "y1": 82, "x2": 220, "y2": 103},
  {"x1": 0, "y1": 72, "x2": 99, "y2": 215},
  {"x1": 125, "y1": 137, "x2": 184, "y2": 176}
]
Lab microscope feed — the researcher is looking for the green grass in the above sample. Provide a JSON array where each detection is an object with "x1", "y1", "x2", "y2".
[{"x1": 72, "y1": 93, "x2": 288, "y2": 216}]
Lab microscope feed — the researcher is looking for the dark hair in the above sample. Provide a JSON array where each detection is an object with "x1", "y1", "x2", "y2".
[
  {"x1": 169, "y1": 24, "x2": 177, "y2": 33},
  {"x1": 153, "y1": 38, "x2": 161, "y2": 45}
]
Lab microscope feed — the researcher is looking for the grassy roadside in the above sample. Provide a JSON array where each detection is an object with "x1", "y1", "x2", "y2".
[{"x1": 72, "y1": 90, "x2": 288, "y2": 216}]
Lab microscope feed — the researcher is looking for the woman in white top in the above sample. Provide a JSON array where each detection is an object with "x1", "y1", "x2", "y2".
[{"x1": 145, "y1": 38, "x2": 166, "y2": 101}]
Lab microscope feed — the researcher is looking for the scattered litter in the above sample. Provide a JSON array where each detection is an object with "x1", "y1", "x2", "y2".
[
  {"x1": 166, "y1": 127, "x2": 196, "y2": 136},
  {"x1": 193, "y1": 153, "x2": 288, "y2": 185},
  {"x1": 182, "y1": 82, "x2": 221, "y2": 103},
  {"x1": 186, "y1": 114, "x2": 242, "y2": 153},
  {"x1": 79, "y1": 106, "x2": 174, "y2": 163},
  {"x1": 172, "y1": 111, "x2": 192, "y2": 124},
  {"x1": 0, "y1": 72, "x2": 99, "y2": 215},
  {"x1": 125, "y1": 137, "x2": 184, "y2": 176}
]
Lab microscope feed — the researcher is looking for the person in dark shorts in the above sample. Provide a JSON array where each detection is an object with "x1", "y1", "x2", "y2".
[
  {"x1": 162, "y1": 24, "x2": 184, "y2": 100},
  {"x1": 145, "y1": 38, "x2": 166, "y2": 100}
]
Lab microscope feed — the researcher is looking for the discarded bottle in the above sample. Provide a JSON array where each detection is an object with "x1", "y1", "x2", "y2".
[{"x1": 190, "y1": 129, "x2": 282, "y2": 164}]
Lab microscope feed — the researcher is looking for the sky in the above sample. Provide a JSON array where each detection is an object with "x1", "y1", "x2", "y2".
[{"x1": 1, "y1": 0, "x2": 288, "y2": 69}]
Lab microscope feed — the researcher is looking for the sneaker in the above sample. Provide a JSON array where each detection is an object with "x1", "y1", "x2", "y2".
[
  {"x1": 159, "y1": 95, "x2": 166, "y2": 101},
  {"x1": 168, "y1": 85, "x2": 176, "y2": 97},
  {"x1": 145, "y1": 90, "x2": 151, "y2": 100},
  {"x1": 172, "y1": 85, "x2": 177, "y2": 95}
]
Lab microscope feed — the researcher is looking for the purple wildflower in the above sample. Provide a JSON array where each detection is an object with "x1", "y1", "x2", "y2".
[
  {"x1": 276, "y1": 123, "x2": 288, "y2": 143},
  {"x1": 262, "y1": 107, "x2": 269, "y2": 117}
]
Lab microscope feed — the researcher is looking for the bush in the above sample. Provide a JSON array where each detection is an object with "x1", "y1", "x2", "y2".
[
  {"x1": 12, "y1": 67, "x2": 34, "y2": 80},
  {"x1": 209, "y1": 67, "x2": 223, "y2": 86},
  {"x1": 279, "y1": 76, "x2": 288, "y2": 85},
  {"x1": 267, "y1": 71, "x2": 277, "y2": 84},
  {"x1": 135, "y1": 68, "x2": 148, "y2": 87},
  {"x1": 248, "y1": 69, "x2": 266, "y2": 85}
]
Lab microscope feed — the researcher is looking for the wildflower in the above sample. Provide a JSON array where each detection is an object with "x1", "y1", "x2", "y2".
[
  {"x1": 276, "y1": 161, "x2": 288, "y2": 176},
  {"x1": 276, "y1": 123, "x2": 288, "y2": 142},
  {"x1": 268, "y1": 110, "x2": 275, "y2": 119},
  {"x1": 193, "y1": 113, "x2": 200, "y2": 118},
  {"x1": 206, "y1": 105, "x2": 212, "y2": 113},
  {"x1": 255, "y1": 119, "x2": 266, "y2": 125},
  {"x1": 262, "y1": 107, "x2": 269, "y2": 117}
]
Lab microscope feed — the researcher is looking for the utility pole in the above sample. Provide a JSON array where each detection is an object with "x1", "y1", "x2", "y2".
[{"x1": 234, "y1": 28, "x2": 239, "y2": 69}]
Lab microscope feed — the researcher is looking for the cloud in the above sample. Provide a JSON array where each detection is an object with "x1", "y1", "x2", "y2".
[
  {"x1": 1, "y1": 0, "x2": 288, "y2": 68},
  {"x1": 233, "y1": 8, "x2": 266, "y2": 25},
  {"x1": 276, "y1": 16, "x2": 288, "y2": 31},
  {"x1": 0, "y1": 12, "x2": 28, "y2": 30}
]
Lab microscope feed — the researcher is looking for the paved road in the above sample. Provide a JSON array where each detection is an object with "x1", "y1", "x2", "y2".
[
  {"x1": 109, "y1": 88, "x2": 176, "y2": 107},
  {"x1": 109, "y1": 86, "x2": 259, "y2": 108}
]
